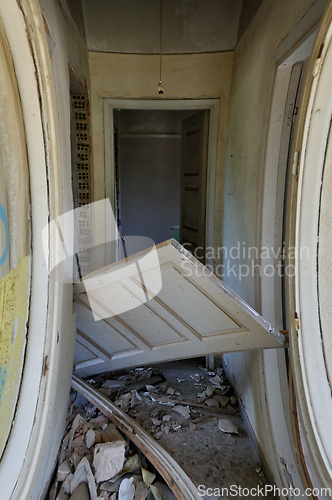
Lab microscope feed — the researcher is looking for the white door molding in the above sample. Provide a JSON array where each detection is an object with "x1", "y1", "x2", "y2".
[{"x1": 103, "y1": 98, "x2": 220, "y2": 268}]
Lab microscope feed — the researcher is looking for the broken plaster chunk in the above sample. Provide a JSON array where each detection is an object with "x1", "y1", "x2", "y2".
[
  {"x1": 172, "y1": 424, "x2": 181, "y2": 432},
  {"x1": 162, "y1": 415, "x2": 171, "y2": 422},
  {"x1": 93, "y1": 441, "x2": 126, "y2": 483},
  {"x1": 173, "y1": 405, "x2": 190, "y2": 419},
  {"x1": 205, "y1": 385, "x2": 215, "y2": 397},
  {"x1": 104, "y1": 423, "x2": 127, "y2": 445},
  {"x1": 119, "y1": 477, "x2": 135, "y2": 500},
  {"x1": 151, "y1": 418, "x2": 161, "y2": 426},
  {"x1": 209, "y1": 375, "x2": 222, "y2": 387},
  {"x1": 146, "y1": 385, "x2": 158, "y2": 392},
  {"x1": 123, "y1": 454, "x2": 141, "y2": 474},
  {"x1": 102, "y1": 379, "x2": 128, "y2": 389},
  {"x1": 85, "y1": 428, "x2": 96, "y2": 449},
  {"x1": 57, "y1": 459, "x2": 74, "y2": 482},
  {"x1": 205, "y1": 398, "x2": 219, "y2": 408},
  {"x1": 134, "y1": 481, "x2": 148, "y2": 500},
  {"x1": 141, "y1": 468, "x2": 156, "y2": 488},
  {"x1": 70, "y1": 457, "x2": 98, "y2": 499},
  {"x1": 69, "y1": 482, "x2": 90, "y2": 500},
  {"x1": 218, "y1": 419, "x2": 240, "y2": 435},
  {"x1": 214, "y1": 395, "x2": 230, "y2": 407},
  {"x1": 189, "y1": 422, "x2": 197, "y2": 431},
  {"x1": 166, "y1": 387, "x2": 174, "y2": 395},
  {"x1": 150, "y1": 408, "x2": 159, "y2": 418},
  {"x1": 62, "y1": 473, "x2": 74, "y2": 495}
]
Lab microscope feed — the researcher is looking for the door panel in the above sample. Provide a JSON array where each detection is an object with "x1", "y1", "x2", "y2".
[
  {"x1": 74, "y1": 239, "x2": 286, "y2": 376},
  {"x1": 180, "y1": 111, "x2": 209, "y2": 262}
]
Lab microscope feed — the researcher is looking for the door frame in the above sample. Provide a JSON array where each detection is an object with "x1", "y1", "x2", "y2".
[{"x1": 103, "y1": 98, "x2": 220, "y2": 267}]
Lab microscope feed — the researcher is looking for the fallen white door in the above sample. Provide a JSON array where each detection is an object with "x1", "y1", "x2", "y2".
[{"x1": 73, "y1": 239, "x2": 286, "y2": 376}]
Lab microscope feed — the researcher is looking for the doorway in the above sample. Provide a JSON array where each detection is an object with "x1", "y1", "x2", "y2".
[
  {"x1": 103, "y1": 99, "x2": 220, "y2": 268},
  {"x1": 115, "y1": 109, "x2": 197, "y2": 249}
]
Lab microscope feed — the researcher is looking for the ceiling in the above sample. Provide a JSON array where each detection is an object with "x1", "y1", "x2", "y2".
[{"x1": 81, "y1": 0, "x2": 243, "y2": 54}]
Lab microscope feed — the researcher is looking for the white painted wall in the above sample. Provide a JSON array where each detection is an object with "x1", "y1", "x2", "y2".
[{"x1": 222, "y1": 0, "x2": 328, "y2": 494}]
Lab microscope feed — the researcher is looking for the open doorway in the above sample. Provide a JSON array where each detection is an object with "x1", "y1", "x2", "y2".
[
  {"x1": 114, "y1": 109, "x2": 209, "y2": 262},
  {"x1": 103, "y1": 99, "x2": 220, "y2": 268}
]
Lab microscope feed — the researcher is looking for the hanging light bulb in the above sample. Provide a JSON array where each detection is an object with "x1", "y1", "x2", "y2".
[{"x1": 158, "y1": 0, "x2": 164, "y2": 94}]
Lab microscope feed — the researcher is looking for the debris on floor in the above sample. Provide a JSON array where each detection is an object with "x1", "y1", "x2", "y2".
[
  {"x1": 48, "y1": 403, "x2": 176, "y2": 500},
  {"x1": 82, "y1": 360, "x2": 241, "y2": 445},
  {"x1": 55, "y1": 358, "x2": 275, "y2": 500}
]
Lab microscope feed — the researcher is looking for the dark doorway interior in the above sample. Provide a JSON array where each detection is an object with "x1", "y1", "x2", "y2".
[{"x1": 114, "y1": 109, "x2": 197, "y2": 246}]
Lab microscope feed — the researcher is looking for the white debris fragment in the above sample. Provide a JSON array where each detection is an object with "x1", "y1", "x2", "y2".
[
  {"x1": 173, "y1": 405, "x2": 191, "y2": 419},
  {"x1": 190, "y1": 374, "x2": 200, "y2": 383},
  {"x1": 57, "y1": 459, "x2": 73, "y2": 482},
  {"x1": 150, "y1": 408, "x2": 159, "y2": 418},
  {"x1": 62, "y1": 473, "x2": 74, "y2": 495},
  {"x1": 214, "y1": 395, "x2": 230, "y2": 407},
  {"x1": 172, "y1": 424, "x2": 181, "y2": 431},
  {"x1": 93, "y1": 442, "x2": 126, "y2": 482},
  {"x1": 167, "y1": 387, "x2": 175, "y2": 395},
  {"x1": 176, "y1": 378, "x2": 185, "y2": 383},
  {"x1": 70, "y1": 457, "x2": 98, "y2": 499},
  {"x1": 146, "y1": 385, "x2": 158, "y2": 392},
  {"x1": 218, "y1": 419, "x2": 240, "y2": 435},
  {"x1": 85, "y1": 428, "x2": 96, "y2": 449},
  {"x1": 132, "y1": 390, "x2": 142, "y2": 402},
  {"x1": 205, "y1": 398, "x2": 220, "y2": 408},
  {"x1": 141, "y1": 468, "x2": 156, "y2": 488},
  {"x1": 162, "y1": 415, "x2": 171, "y2": 422},
  {"x1": 69, "y1": 482, "x2": 90, "y2": 500},
  {"x1": 119, "y1": 477, "x2": 135, "y2": 500},
  {"x1": 204, "y1": 385, "x2": 215, "y2": 397},
  {"x1": 209, "y1": 375, "x2": 222, "y2": 387},
  {"x1": 102, "y1": 379, "x2": 128, "y2": 389}
]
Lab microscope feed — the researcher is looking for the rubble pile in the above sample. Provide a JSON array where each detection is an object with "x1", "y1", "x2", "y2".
[
  {"x1": 90, "y1": 364, "x2": 241, "y2": 439},
  {"x1": 49, "y1": 404, "x2": 176, "y2": 500}
]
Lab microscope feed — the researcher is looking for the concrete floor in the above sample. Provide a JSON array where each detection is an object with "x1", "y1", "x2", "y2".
[
  {"x1": 143, "y1": 359, "x2": 273, "y2": 500},
  {"x1": 71, "y1": 358, "x2": 276, "y2": 499}
]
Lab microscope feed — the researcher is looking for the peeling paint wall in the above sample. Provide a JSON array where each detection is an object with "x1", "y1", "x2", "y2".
[
  {"x1": 0, "y1": 0, "x2": 89, "y2": 496},
  {"x1": 0, "y1": 15, "x2": 31, "y2": 460}
]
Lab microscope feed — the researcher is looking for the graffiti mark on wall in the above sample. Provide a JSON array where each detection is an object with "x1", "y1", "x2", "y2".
[{"x1": 0, "y1": 205, "x2": 8, "y2": 266}]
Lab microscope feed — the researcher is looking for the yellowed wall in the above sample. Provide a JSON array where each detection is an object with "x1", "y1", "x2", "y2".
[{"x1": 89, "y1": 50, "x2": 233, "y2": 251}]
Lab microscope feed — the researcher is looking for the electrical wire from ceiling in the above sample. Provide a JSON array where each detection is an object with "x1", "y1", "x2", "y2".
[{"x1": 158, "y1": 0, "x2": 164, "y2": 94}]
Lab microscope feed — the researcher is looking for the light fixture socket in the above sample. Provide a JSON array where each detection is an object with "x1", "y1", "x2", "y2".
[{"x1": 158, "y1": 81, "x2": 164, "y2": 94}]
